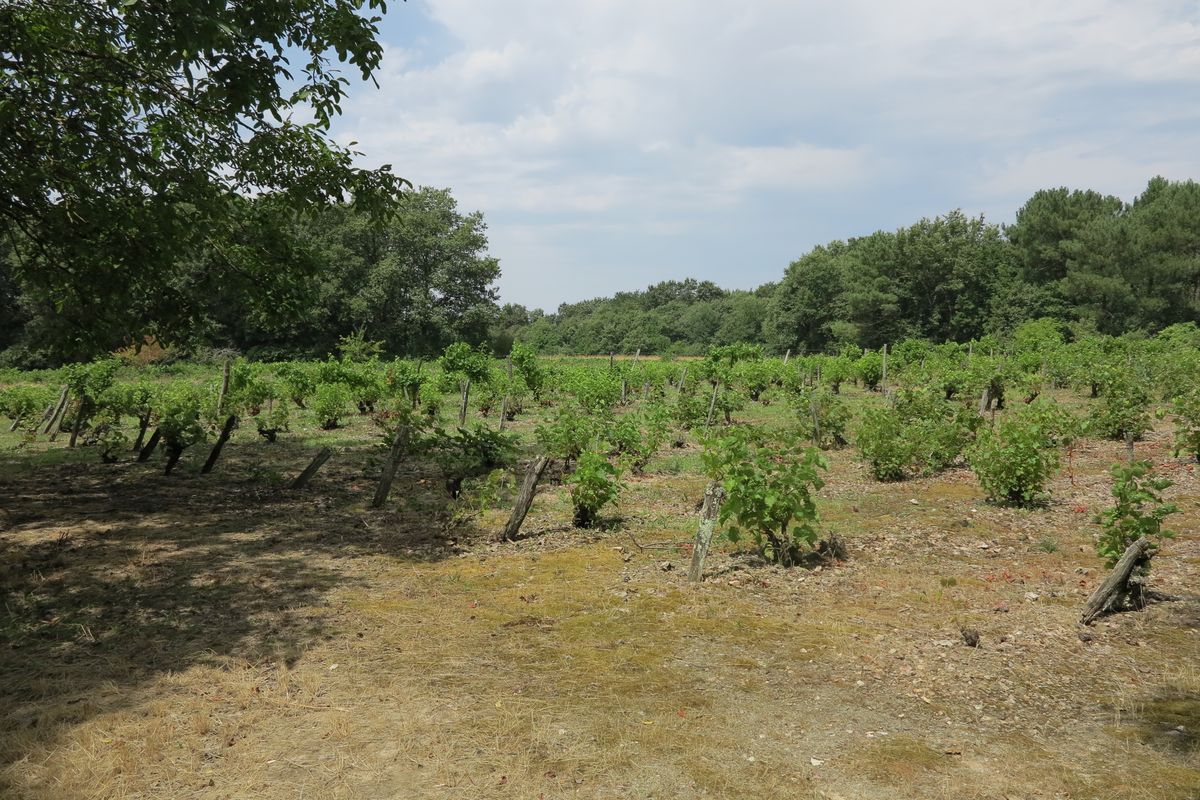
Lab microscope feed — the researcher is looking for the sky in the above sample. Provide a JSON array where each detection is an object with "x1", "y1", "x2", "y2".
[{"x1": 329, "y1": 0, "x2": 1200, "y2": 313}]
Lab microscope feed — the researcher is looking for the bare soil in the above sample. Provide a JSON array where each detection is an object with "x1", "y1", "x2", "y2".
[{"x1": 1, "y1": 415, "x2": 1197, "y2": 799}]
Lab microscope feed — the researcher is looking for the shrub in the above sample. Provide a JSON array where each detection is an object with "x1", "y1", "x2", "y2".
[
  {"x1": 702, "y1": 426, "x2": 827, "y2": 567},
  {"x1": 1171, "y1": 388, "x2": 1200, "y2": 462},
  {"x1": 535, "y1": 405, "x2": 598, "y2": 465},
  {"x1": 791, "y1": 386, "x2": 850, "y2": 449},
  {"x1": 155, "y1": 384, "x2": 207, "y2": 474},
  {"x1": 312, "y1": 382, "x2": 352, "y2": 430},
  {"x1": 276, "y1": 362, "x2": 318, "y2": 408},
  {"x1": 0, "y1": 384, "x2": 54, "y2": 431},
  {"x1": 855, "y1": 389, "x2": 976, "y2": 480},
  {"x1": 1095, "y1": 460, "x2": 1178, "y2": 568},
  {"x1": 568, "y1": 450, "x2": 621, "y2": 528},
  {"x1": 431, "y1": 425, "x2": 519, "y2": 498},
  {"x1": 1088, "y1": 377, "x2": 1151, "y2": 441},
  {"x1": 856, "y1": 351, "x2": 883, "y2": 390},
  {"x1": 968, "y1": 405, "x2": 1064, "y2": 507}
]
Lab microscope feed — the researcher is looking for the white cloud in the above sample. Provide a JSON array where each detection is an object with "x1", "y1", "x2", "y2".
[{"x1": 331, "y1": 0, "x2": 1200, "y2": 308}]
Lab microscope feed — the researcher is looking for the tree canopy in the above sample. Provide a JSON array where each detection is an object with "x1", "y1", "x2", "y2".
[{"x1": 0, "y1": 0, "x2": 406, "y2": 357}]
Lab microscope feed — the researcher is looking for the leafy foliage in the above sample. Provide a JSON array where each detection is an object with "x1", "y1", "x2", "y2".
[
  {"x1": 968, "y1": 402, "x2": 1072, "y2": 507},
  {"x1": 1, "y1": 0, "x2": 405, "y2": 356},
  {"x1": 1095, "y1": 461, "x2": 1178, "y2": 568},
  {"x1": 567, "y1": 450, "x2": 621, "y2": 528},
  {"x1": 855, "y1": 389, "x2": 976, "y2": 481},
  {"x1": 312, "y1": 382, "x2": 352, "y2": 430},
  {"x1": 702, "y1": 426, "x2": 827, "y2": 567}
]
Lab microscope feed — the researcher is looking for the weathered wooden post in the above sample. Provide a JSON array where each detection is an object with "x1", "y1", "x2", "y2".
[
  {"x1": 1081, "y1": 537, "x2": 1153, "y2": 625},
  {"x1": 458, "y1": 379, "x2": 470, "y2": 426},
  {"x1": 137, "y1": 428, "x2": 162, "y2": 461},
  {"x1": 290, "y1": 448, "x2": 333, "y2": 490},
  {"x1": 704, "y1": 381, "x2": 720, "y2": 429},
  {"x1": 372, "y1": 424, "x2": 410, "y2": 508},
  {"x1": 200, "y1": 414, "x2": 238, "y2": 474},
  {"x1": 688, "y1": 483, "x2": 726, "y2": 583},
  {"x1": 42, "y1": 385, "x2": 69, "y2": 436},
  {"x1": 215, "y1": 358, "x2": 232, "y2": 417},
  {"x1": 500, "y1": 456, "x2": 551, "y2": 541}
]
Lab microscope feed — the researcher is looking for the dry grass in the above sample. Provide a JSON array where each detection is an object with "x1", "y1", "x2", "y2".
[{"x1": 1, "y1": 386, "x2": 1198, "y2": 799}]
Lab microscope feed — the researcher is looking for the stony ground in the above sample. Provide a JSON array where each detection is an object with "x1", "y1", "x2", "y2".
[{"x1": 1, "y1": 399, "x2": 1197, "y2": 799}]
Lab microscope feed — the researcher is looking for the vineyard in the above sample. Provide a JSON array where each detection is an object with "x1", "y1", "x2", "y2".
[{"x1": 2, "y1": 324, "x2": 1199, "y2": 799}]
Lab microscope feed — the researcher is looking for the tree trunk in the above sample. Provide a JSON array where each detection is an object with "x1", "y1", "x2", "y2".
[
  {"x1": 688, "y1": 482, "x2": 726, "y2": 583},
  {"x1": 500, "y1": 455, "x2": 550, "y2": 541},
  {"x1": 1081, "y1": 537, "x2": 1153, "y2": 625},
  {"x1": 290, "y1": 447, "x2": 333, "y2": 490},
  {"x1": 200, "y1": 414, "x2": 238, "y2": 474},
  {"x1": 372, "y1": 424, "x2": 411, "y2": 508},
  {"x1": 137, "y1": 428, "x2": 162, "y2": 462}
]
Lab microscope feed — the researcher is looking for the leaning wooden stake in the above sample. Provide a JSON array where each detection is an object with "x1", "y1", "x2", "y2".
[
  {"x1": 1081, "y1": 537, "x2": 1153, "y2": 625},
  {"x1": 290, "y1": 447, "x2": 333, "y2": 490},
  {"x1": 704, "y1": 382, "x2": 720, "y2": 429},
  {"x1": 137, "y1": 428, "x2": 162, "y2": 461},
  {"x1": 200, "y1": 415, "x2": 238, "y2": 474},
  {"x1": 688, "y1": 482, "x2": 727, "y2": 583},
  {"x1": 42, "y1": 386, "x2": 70, "y2": 436},
  {"x1": 458, "y1": 379, "x2": 471, "y2": 426},
  {"x1": 372, "y1": 425, "x2": 410, "y2": 508},
  {"x1": 215, "y1": 358, "x2": 232, "y2": 416},
  {"x1": 500, "y1": 455, "x2": 550, "y2": 541},
  {"x1": 68, "y1": 397, "x2": 91, "y2": 448}
]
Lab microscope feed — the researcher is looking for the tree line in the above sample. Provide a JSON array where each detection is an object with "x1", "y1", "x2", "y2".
[
  {"x1": 3, "y1": 176, "x2": 1197, "y2": 366},
  {"x1": 507, "y1": 176, "x2": 1200, "y2": 355}
]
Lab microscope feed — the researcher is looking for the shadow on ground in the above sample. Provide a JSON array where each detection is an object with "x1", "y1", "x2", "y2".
[{"x1": 0, "y1": 436, "x2": 474, "y2": 793}]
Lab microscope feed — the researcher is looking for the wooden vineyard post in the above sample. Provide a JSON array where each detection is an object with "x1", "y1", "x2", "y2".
[
  {"x1": 68, "y1": 398, "x2": 89, "y2": 448},
  {"x1": 1125, "y1": 432, "x2": 1135, "y2": 464},
  {"x1": 42, "y1": 385, "x2": 69, "y2": 436},
  {"x1": 498, "y1": 397, "x2": 508, "y2": 431},
  {"x1": 500, "y1": 455, "x2": 550, "y2": 541},
  {"x1": 131, "y1": 411, "x2": 152, "y2": 452},
  {"x1": 783, "y1": 349, "x2": 791, "y2": 365},
  {"x1": 704, "y1": 382, "x2": 720, "y2": 430},
  {"x1": 290, "y1": 448, "x2": 333, "y2": 490},
  {"x1": 372, "y1": 425, "x2": 410, "y2": 508},
  {"x1": 216, "y1": 358, "x2": 232, "y2": 416},
  {"x1": 677, "y1": 367, "x2": 688, "y2": 395},
  {"x1": 200, "y1": 415, "x2": 238, "y2": 474},
  {"x1": 137, "y1": 428, "x2": 162, "y2": 461},
  {"x1": 1081, "y1": 537, "x2": 1153, "y2": 625},
  {"x1": 458, "y1": 379, "x2": 470, "y2": 426},
  {"x1": 880, "y1": 344, "x2": 888, "y2": 390},
  {"x1": 688, "y1": 482, "x2": 726, "y2": 583}
]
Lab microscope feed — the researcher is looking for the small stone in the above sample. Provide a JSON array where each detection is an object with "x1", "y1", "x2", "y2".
[
  {"x1": 1024, "y1": 592, "x2": 1039, "y2": 602},
  {"x1": 960, "y1": 628, "x2": 981, "y2": 648},
  {"x1": 659, "y1": 561, "x2": 673, "y2": 571}
]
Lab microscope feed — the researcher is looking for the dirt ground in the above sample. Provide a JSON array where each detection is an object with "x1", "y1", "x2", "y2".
[{"x1": 1, "y1": 409, "x2": 1198, "y2": 799}]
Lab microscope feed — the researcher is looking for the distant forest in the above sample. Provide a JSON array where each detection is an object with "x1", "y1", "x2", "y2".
[
  {"x1": 2, "y1": 177, "x2": 1198, "y2": 366},
  {"x1": 504, "y1": 176, "x2": 1200, "y2": 356}
]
